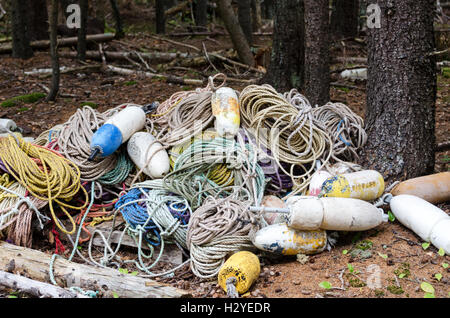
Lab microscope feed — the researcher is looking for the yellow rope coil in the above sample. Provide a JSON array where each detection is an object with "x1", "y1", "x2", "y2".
[{"x1": 0, "y1": 136, "x2": 88, "y2": 234}]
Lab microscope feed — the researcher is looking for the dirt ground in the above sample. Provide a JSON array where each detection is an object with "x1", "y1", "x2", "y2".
[{"x1": 0, "y1": 3, "x2": 449, "y2": 299}]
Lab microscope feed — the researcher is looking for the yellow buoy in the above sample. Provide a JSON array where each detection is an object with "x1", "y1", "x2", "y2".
[
  {"x1": 218, "y1": 251, "x2": 260, "y2": 295},
  {"x1": 320, "y1": 170, "x2": 385, "y2": 201}
]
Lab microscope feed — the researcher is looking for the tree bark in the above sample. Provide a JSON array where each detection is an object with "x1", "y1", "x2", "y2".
[
  {"x1": 77, "y1": 0, "x2": 88, "y2": 61},
  {"x1": 11, "y1": 0, "x2": 33, "y2": 59},
  {"x1": 156, "y1": 0, "x2": 166, "y2": 34},
  {"x1": 195, "y1": 0, "x2": 208, "y2": 29},
  {"x1": 47, "y1": 0, "x2": 60, "y2": 101},
  {"x1": 109, "y1": 0, "x2": 124, "y2": 38},
  {"x1": 304, "y1": 0, "x2": 330, "y2": 106},
  {"x1": 238, "y1": 0, "x2": 253, "y2": 46},
  {"x1": 331, "y1": 0, "x2": 359, "y2": 39},
  {"x1": 360, "y1": 0, "x2": 436, "y2": 181},
  {"x1": 251, "y1": 0, "x2": 262, "y2": 33},
  {"x1": 263, "y1": 0, "x2": 304, "y2": 92},
  {"x1": 217, "y1": 0, "x2": 255, "y2": 66},
  {"x1": 0, "y1": 242, "x2": 190, "y2": 298},
  {"x1": 28, "y1": 0, "x2": 49, "y2": 41}
]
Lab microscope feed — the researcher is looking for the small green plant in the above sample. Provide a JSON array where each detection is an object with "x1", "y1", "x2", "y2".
[
  {"x1": 124, "y1": 80, "x2": 137, "y2": 86},
  {"x1": 435, "y1": 273, "x2": 443, "y2": 282},
  {"x1": 318, "y1": 281, "x2": 332, "y2": 289},
  {"x1": 438, "y1": 248, "x2": 445, "y2": 257},
  {"x1": 442, "y1": 263, "x2": 449, "y2": 269},
  {"x1": 421, "y1": 281, "x2": 435, "y2": 298},
  {"x1": 422, "y1": 242, "x2": 430, "y2": 250},
  {"x1": 387, "y1": 285, "x2": 404, "y2": 295},
  {"x1": 355, "y1": 240, "x2": 373, "y2": 251},
  {"x1": 342, "y1": 249, "x2": 348, "y2": 255},
  {"x1": 394, "y1": 263, "x2": 410, "y2": 279},
  {"x1": 112, "y1": 292, "x2": 119, "y2": 298},
  {"x1": 378, "y1": 252, "x2": 388, "y2": 259},
  {"x1": 388, "y1": 211, "x2": 396, "y2": 222},
  {"x1": 118, "y1": 268, "x2": 128, "y2": 274}
]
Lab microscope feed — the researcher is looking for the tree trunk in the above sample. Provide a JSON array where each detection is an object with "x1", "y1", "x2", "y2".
[
  {"x1": 77, "y1": 0, "x2": 88, "y2": 61},
  {"x1": 47, "y1": 0, "x2": 60, "y2": 101},
  {"x1": 109, "y1": 0, "x2": 124, "y2": 38},
  {"x1": 11, "y1": 0, "x2": 33, "y2": 59},
  {"x1": 304, "y1": 0, "x2": 330, "y2": 106},
  {"x1": 251, "y1": 0, "x2": 262, "y2": 33},
  {"x1": 217, "y1": 0, "x2": 255, "y2": 66},
  {"x1": 92, "y1": 0, "x2": 106, "y2": 34},
  {"x1": 331, "y1": 0, "x2": 359, "y2": 39},
  {"x1": 195, "y1": 0, "x2": 208, "y2": 29},
  {"x1": 360, "y1": 0, "x2": 436, "y2": 181},
  {"x1": 263, "y1": 0, "x2": 304, "y2": 92},
  {"x1": 238, "y1": 0, "x2": 253, "y2": 46},
  {"x1": 28, "y1": 0, "x2": 49, "y2": 41},
  {"x1": 261, "y1": 0, "x2": 274, "y2": 19},
  {"x1": 156, "y1": 0, "x2": 166, "y2": 34}
]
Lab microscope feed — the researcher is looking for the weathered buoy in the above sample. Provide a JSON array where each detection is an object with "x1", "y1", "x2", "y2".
[
  {"x1": 390, "y1": 194, "x2": 450, "y2": 255},
  {"x1": 320, "y1": 170, "x2": 385, "y2": 201},
  {"x1": 127, "y1": 132, "x2": 170, "y2": 179},
  {"x1": 211, "y1": 87, "x2": 240, "y2": 138},
  {"x1": 390, "y1": 172, "x2": 450, "y2": 204},
  {"x1": 89, "y1": 106, "x2": 146, "y2": 160},
  {"x1": 285, "y1": 196, "x2": 388, "y2": 231},
  {"x1": 261, "y1": 195, "x2": 288, "y2": 225},
  {"x1": 0, "y1": 119, "x2": 17, "y2": 133},
  {"x1": 218, "y1": 251, "x2": 260, "y2": 295},
  {"x1": 252, "y1": 223, "x2": 327, "y2": 255},
  {"x1": 309, "y1": 170, "x2": 332, "y2": 196}
]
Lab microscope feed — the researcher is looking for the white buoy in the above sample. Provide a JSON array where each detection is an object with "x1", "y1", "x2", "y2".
[
  {"x1": 390, "y1": 194, "x2": 450, "y2": 255},
  {"x1": 127, "y1": 132, "x2": 170, "y2": 179},
  {"x1": 285, "y1": 196, "x2": 388, "y2": 231},
  {"x1": 252, "y1": 223, "x2": 327, "y2": 255},
  {"x1": 211, "y1": 87, "x2": 240, "y2": 138},
  {"x1": 309, "y1": 170, "x2": 332, "y2": 196},
  {"x1": 0, "y1": 119, "x2": 18, "y2": 133},
  {"x1": 260, "y1": 195, "x2": 288, "y2": 225}
]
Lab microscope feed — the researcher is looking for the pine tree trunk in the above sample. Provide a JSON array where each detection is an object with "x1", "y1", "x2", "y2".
[
  {"x1": 11, "y1": 0, "x2": 33, "y2": 59},
  {"x1": 47, "y1": 0, "x2": 60, "y2": 101},
  {"x1": 217, "y1": 0, "x2": 255, "y2": 66},
  {"x1": 77, "y1": 0, "x2": 88, "y2": 61},
  {"x1": 262, "y1": 0, "x2": 305, "y2": 92},
  {"x1": 360, "y1": 0, "x2": 436, "y2": 181},
  {"x1": 238, "y1": 0, "x2": 253, "y2": 46},
  {"x1": 110, "y1": 0, "x2": 124, "y2": 38},
  {"x1": 28, "y1": 0, "x2": 49, "y2": 41},
  {"x1": 195, "y1": 0, "x2": 208, "y2": 29},
  {"x1": 251, "y1": 0, "x2": 262, "y2": 33},
  {"x1": 304, "y1": 0, "x2": 330, "y2": 106},
  {"x1": 331, "y1": 0, "x2": 359, "y2": 39},
  {"x1": 155, "y1": 0, "x2": 166, "y2": 34}
]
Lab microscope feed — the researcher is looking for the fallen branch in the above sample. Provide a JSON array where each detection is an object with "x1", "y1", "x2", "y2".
[
  {"x1": 25, "y1": 64, "x2": 102, "y2": 78},
  {"x1": 165, "y1": 0, "x2": 192, "y2": 16},
  {"x1": 59, "y1": 50, "x2": 191, "y2": 63},
  {"x1": 0, "y1": 33, "x2": 115, "y2": 54},
  {"x1": 0, "y1": 270, "x2": 88, "y2": 298},
  {"x1": 0, "y1": 241, "x2": 190, "y2": 298}
]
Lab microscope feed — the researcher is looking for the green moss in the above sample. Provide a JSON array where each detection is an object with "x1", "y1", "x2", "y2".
[
  {"x1": 124, "y1": 80, "x2": 137, "y2": 86},
  {"x1": 374, "y1": 289, "x2": 385, "y2": 297},
  {"x1": 80, "y1": 101, "x2": 98, "y2": 109},
  {"x1": 346, "y1": 274, "x2": 367, "y2": 288},
  {"x1": 355, "y1": 240, "x2": 373, "y2": 251},
  {"x1": 1, "y1": 92, "x2": 46, "y2": 108},
  {"x1": 394, "y1": 263, "x2": 410, "y2": 278},
  {"x1": 17, "y1": 107, "x2": 29, "y2": 113},
  {"x1": 336, "y1": 86, "x2": 351, "y2": 93},
  {"x1": 387, "y1": 285, "x2": 404, "y2": 295}
]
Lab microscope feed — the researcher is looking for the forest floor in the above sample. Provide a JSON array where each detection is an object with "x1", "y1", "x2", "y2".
[{"x1": 0, "y1": 4, "x2": 449, "y2": 299}]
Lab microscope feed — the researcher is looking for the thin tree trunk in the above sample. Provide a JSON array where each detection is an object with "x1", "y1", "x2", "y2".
[
  {"x1": 304, "y1": 0, "x2": 330, "y2": 106},
  {"x1": 195, "y1": 0, "x2": 208, "y2": 30},
  {"x1": 109, "y1": 0, "x2": 124, "y2": 38},
  {"x1": 217, "y1": 0, "x2": 255, "y2": 66},
  {"x1": 28, "y1": 0, "x2": 49, "y2": 41},
  {"x1": 238, "y1": 0, "x2": 253, "y2": 46},
  {"x1": 47, "y1": 0, "x2": 60, "y2": 101},
  {"x1": 262, "y1": 0, "x2": 304, "y2": 92},
  {"x1": 156, "y1": 0, "x2": 166, "y2": 34},
  {"x1": 331, "y1": 0, "x2": 359, "y2": 39},
  {"x1": 11, "y1": 0, "x2": 33, "y2": 59},
  {"x1": 77, "y1": 0, "x2": 88, "y2": 61},
  {"x1": 251, "y1": 0, "x2": 262, "y2": 33},
  {"x1": 360, "y1": 0, "x2": 436, "y2": 181}
]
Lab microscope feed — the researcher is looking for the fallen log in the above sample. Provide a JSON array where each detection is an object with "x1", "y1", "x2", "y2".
[
  {"x1": 165, "y1": 0, "x2": 192, "y2": 16},
  {"x1": 0, "y1": 241, "x2": 190, "y2": 298},
  {"x1": 106, "y1": 65, "x2": 204, "y2": 86},
  {"x1": 0, "y1": 33, "x2": 115, "y2": 54},
  {"x1": 0, "y1": 270, "x2": 88, "y2": 298},
  {"x1": 59, "y1": 50, "x2": 192, "y2": 63}
]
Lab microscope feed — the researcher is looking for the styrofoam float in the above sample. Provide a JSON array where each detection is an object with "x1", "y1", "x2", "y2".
[
  {"x1": 320, "y1": 170, "x2": 385, "y2": 201},
  {"x1": 390, "y1": 194, "x2": 450, "y2": 255},
  {"x1": 211, "y1": 87, "x2": 240, "y2": 138},
  {"x1": 89, "y1": 106, "x2": 146, "y2": 159},
  {"x1": 127, "y1": 132, "x2": 170, "y2": 179},
  {"x1": 260, "y1": 195, "x2": 288, "y2": 225},
  {"x1": 218, "y1": 251, "x2": 260, "y2": 295},
  {"x1": 252, "y1": 223, "x2": 327, "y2": 255},
  {"x1": 390, "y1": 172, "x2": 450, "y2": 204},
  {"x1": 0, "y1": 119, "x2": 17, "y2": 133}
]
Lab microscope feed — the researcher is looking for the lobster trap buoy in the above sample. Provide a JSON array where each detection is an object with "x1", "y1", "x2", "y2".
[
  {"x1": 320, "y1": 170, "x2": 385, "y2": 201},
  {"x1": 309, "y1": 170, "x2": 332, "y2": 196},
  {"x1": 89, "y1": 106, "x2": 146, "y2": 160},
  {"x1": 284, "y1": 196, "x2": 388, "y2": 231},
  {"x1": 390, "y1": 172, "x2": 450, "y2": 204},
  {"x1": 0, "y1": 119, "x2": 18, "y2": 133},
  {"x1": 261, "y1": 195, "x2": 288, "y2": 225},
  {"x1": 211, "y1": 87, "x2": 240, "y2": 138},
  {"x1": 127, "y1": 132, "x2": 170, "y2": 179},
  {"x1": 390, "y1": 194, "x2": 450, "y2": 255},
  {"x1": 218, "y1": 251, "x2": 260, "y2": 295},
  {"x1": 252, "y1": 223, "x2": 327, "y2": 255}
]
